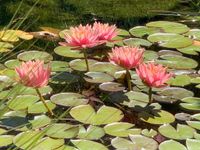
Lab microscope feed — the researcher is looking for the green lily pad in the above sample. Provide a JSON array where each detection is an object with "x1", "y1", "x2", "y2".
[
  {"x1": 186, "y1": 139, "x2": 200, "y2": 150},
  {"x1": 158, "y1": 50, "x2": 182, "y2": 56},
  {"x1": 156, "y1": 54, "x2": 198, "y2": 69},
  {"x1": 168, "y1": 75, "x2": 191, "y2": 87},
  {"x1": 158, "y1": 124, "x2": 195, "y2": 140},
  {"x1": 56, "y1": 145, "x2": 78, "y2": 150},
  {"x1": 31, "y1": 138, "x2": 64, "y2": 150},
  {"x1": 191, "y1": 77, "x2": 200, "y2": 84},
  {"x1": 8, "y1": 95, "x2": 39, "y2": 111},
  {"x1": 177, "y1": 45, "x2": 200, "y2": 55},
  {"x1": 17, "y1": 50, "x2": 53, "y2": 63},
  {"x1": 19, "y1": 86, "x2": 52, "y2": 96},
  {"x1": 29, "y1": 115, "x2": 51, "y2": 129},
  {"x1": 104, "y1": 122, "x2": 141, "y2": 137},
  {"x1": 69, "y1": 59, "x2": 97, "y2": 71},
  {"x1": 129, "y1": 26, "x2": 158, "y2": 37},
  {"x1": 54, "y1": 46, "x2": 84, "y2": 58},
  {"x1": 99, "y1": 82, "x2": 125, "y2": 92},
  {"x1": 159, "y1": 140, "x2": 187, "y2": 150},
  {"x1": 50, "y1": 72, "x2": 79, "y2": 84},
  {"x1": 139, "y1": 110, "x2": 175, "y2": 125},
  {"x1": 141, "y1": 129, "x2": 157, "y2": 138},
  {"x1": 187, "y1": 121, "x2": 200, "y2": 130},
  {"x1": 50, "y1": 93, "x2": 88, "y2": 107},
  {"x1": 28, "y1": 100, "x2": 56, "y2": 114},
  {"x1": 148, "y1": 33, "x2": 192, "y2": 48},
  {"x1": 90, "y1": 62, "x2": 124, "y2": 76},
  {"x1": 84, "y1": 72, "x2": 114, "y2": 83},
  {"x1": 4, "y1": 59, "x2": 21, "y2": 69},
  {"x1": 0, "y1": 128, "x2": 7, "y2": 135},
  {"x1": 71, "y1": 139, "x2": 108, "y2": 150},
  {"x1": 70, "y1": 105, "x2": 124, "y2": 125},
  {"x1": 51, "y1": 61, "x2": 71, "y2": 72},
  {"x1": 144, "y1": 50, "x2": 158, "y2": 61},
  {"x1": 78, "y1": 125, "x2": 105, "y2": 140},
  {"x1": 123, "y1": 38, "x2": 152, "y2": 47},
  {"x1": 158, "y1": 87, "x2": 194, "y2": 100},
  {"x1": 185, "y1": 29, "x2": 200, "y2": 40},
  {"x1": 146, "y1": 21, "x2": 190, "y2": 34},
  {"x1": 180, "y1": 97, "x2": 200, "y2": 111},
  {"x1": 111, "y1": 135, "x2": 158, "y2": 150},
  {"x1": 0, "y1": 135, "x2": 13, "y2": 147},
  {"x1": 46, "y1": 123, "x2": 79, "y2": 139},
  {"x1": 0, "y1": 30, "x2": 19, "y2": 42},
  {"x1": 0, "y1": 42, "x2": 14, "y2": 52},
  {"x1": 13, "y1": 131, "x2": 45, "y2": 149}
]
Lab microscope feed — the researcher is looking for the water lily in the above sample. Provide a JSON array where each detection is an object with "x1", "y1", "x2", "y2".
[
  {"x1": 109, "y1": 46, "x2": 144, "y2": 91},
  {"x1": 15, "y1": 60, "x2": 53, "y2": 116},
  {"x1": 93, "y1": 22, "x2": 118, "y2": 41},
  {"x1": 136, "y1": 62, "x2": 173, "y2": 103}
]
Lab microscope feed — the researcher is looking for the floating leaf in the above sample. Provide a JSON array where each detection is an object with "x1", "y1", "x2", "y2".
[
  {"x1": 71, "y1": 139, "x2": 108, "y2": 150},
  {"x1": 46, "y1": 123, "x2": 79, "y2": 139},
  {"x1": 84, "y1": 72, "x2": 114, "y2": 83},
  {"x1": 129, "y1": 26, "x2": 158, "y2": 37},
  {"x1": 70, "y1": 105, "x2": 124, "y2": 125},
  {"x1": 186, "y1": 139, "x2": 200, "y2": 150},
  {"x1": 50, "y1": 93, "x2": 88, "y2": 107},
  {"x1": 69, "y1": 59, "x2": 97, "y2": 71},
  {"x1": 8, "y1": 95, "x2": 39, "y2": 111},
  {"x1": 4, "y1": 59, "x2": 21, "y2": 69},
  {"x1": 29, "y1": 115, "x2": 51, "y2": 129},
  {"x1": 146, "y1": 21, "x2": 190, "y2": 34},
  {"x1": 148, "y1": 33, "x2": 192, "y2": 48},
  {"x1": 139, "y1": 110, "x2": 175, "y2": 125},
  {"x1": 141, "y1": 129, "x2": 157, "y2": 138},
  {"x1": 124, "y1": 38, "x2": 152, "y2": 47},
  {"x1": 159, "y1": 140, "x2": 187, "y2": 150},
  {"x1": 99, "y1": 82, "x2": 125, "y2": 92},
  {"x1": 54, "y1": 46, "x2": 84, "y2": 58},
  {"x1": 28, "y1": 100, "x2": 56, "y2": 114},
  {"x1": 177, "y1": 45, "x2": 200, "y2": 55},
  {"x1": 158, "y1": 124, "x2": 195, "y2": 140},
  {"x1": 156, "y1": 55, "x2": 198, "y2": 69},
  {"x1": 51, "y1": 61, "x2": 71, "y2": 72},
  {"x1": 111, "y1": 135, "x2": 158, "y2": 150},
  {"x1": 0, "y1": 135, "x2": 13, "y2": 147},
  {"x1": 17, "y1": 50, "x2": 53, "y2": 63},
  {"x1": 104, "y1": 122, "x2": 141, "y2": 137},
  {"x1": 168, "y1": 75, "x2": 191, "y2": 87},
  {"x1": 180, "y1": 97, "x2": 200, "y2": 111},
  {"x1": 78, "y1": 125, "x2": 105, "y2": 140}
]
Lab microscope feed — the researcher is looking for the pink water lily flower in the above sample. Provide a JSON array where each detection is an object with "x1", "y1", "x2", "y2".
[
  {"x1": 109, "y1": 46, "x2": 144, "y2": 70},
  {"x1": 59, "y1": 24, "x2": 101, "y2": 49},
  {"x1": 93, "y1": 22, "x2": 117, "y2": 41},
  {"x1": 136, "y1": 63, "x2": 173, "y2": 88},
  {"x1": 15, "y1": 60, "x2": 51, "y2": 88}
]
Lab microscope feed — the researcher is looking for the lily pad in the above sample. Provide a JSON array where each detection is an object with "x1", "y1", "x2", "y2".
[
  {"x1": 111, "y1": 135, "x2": 158, "y2": 150},
  {"x1": 46, "y1": 123, "x2": 79, "y2": 139},
  {"x1": 50, "y1": 93, "x2": 88, "y2": 107},
  {"x1": 177, "y1": 45, "x2": 200, "y2": 55},
  {"x1": 84, "y1": 72, "x2": 114, "y2": 83},
  {"x1": 185, "y1": 29, "x2": 200, "y2": 40},
  {"x1": 50, "y1": 72, "x2": 79, "y2": 84},
  {"x1": 71, "y1": 139, "x2": 108, "y2": 150},
  {"x1": 180, "y1": 97, "x2": 200, "y2": 111},
  {"x1": 139, "y1": 110, "x2": 175, "y2": 125},
  {"x1": 28, "y1": 100, "x2": 56, "y2": 114},
  {"x1": 123, "y1": 38, "x2": 152, "y2": 47},
  {"x1": 146, "y1": 21, "x2": 190, "y2": 34},
  {"x1": 29, "y1": 115, "x2": 51, "y2": 129},
  {"x1": 0, "y1": 135, "x2": 13, "y2": 147},
  {"x1": 186, "y1": 139, "x2": 200, "y2": 150},
  {"x1": 4, "y1": 59, "x2": 21, "y2": 69},
  {"x1": 70, "y1": 105, "x2": 124, "y2": 125},
  {"x1": 141, "y1": 129, "x2": 157, "y2": 138},
  {"x1": 78, "y1": 125, "x2": 105, "y2": 140},
  {"x1": 158, "y1": 124, "x2": 195, "y2": 140},
  {"x1": 148, "y1": 33, "x2": 192, "y2": 48},
  {"x1": 69, "y1": 59, "x2": 97, "y2": 71},
  {"x1": 54, "y1": 46, "x2": 84, "y2": 58},
  {"x1": 8, "y1": 95, "x2": 39, "y2": 111},
  {"x1": 51, "y1": 61, "x2": 71, "y2": 72},
  {"x1": 168, "y1": 75, "x2": 191, "y2": 87},
  {"x1": 156, "y1": 54, "x2": 198, "y2": 69},
  {"x1": 159, "y1": 140, "x2": 187, "y2": 150},
  {"x1": 129, "y1": 26, "x2": 158, "y2": 37},
  {"x1": 104, "y1": 122, "x2": 141, "y2": 137},
  {"x1": 99, "y1": 82, "x2": 125, "y2": 92},
  {"x1": 17, "y1": 50, "x2": 53, "y2": 63}
]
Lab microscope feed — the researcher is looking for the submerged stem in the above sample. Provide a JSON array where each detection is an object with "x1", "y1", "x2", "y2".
[
  {"x1": 148, "y1": 87, "x2": 153, "y2": 104},
  {"x1": 35, "y1": 88, "x2": 54, "y2": 116},
  {"x1": 83, "y1": 49, "x2": 89, "y2": 72},
  {"x1": 126, "y1": 69, "x2": 132, "y2": 91}
]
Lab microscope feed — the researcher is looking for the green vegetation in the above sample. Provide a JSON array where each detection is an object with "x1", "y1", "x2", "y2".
[{"x1": 0, "y1": 0, "x2": 178, "y2": 29}]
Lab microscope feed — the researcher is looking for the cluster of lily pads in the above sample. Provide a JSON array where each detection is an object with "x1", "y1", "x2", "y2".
[{"x1": 0, "y1": 21, "x2": 200, "y2": 149}]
